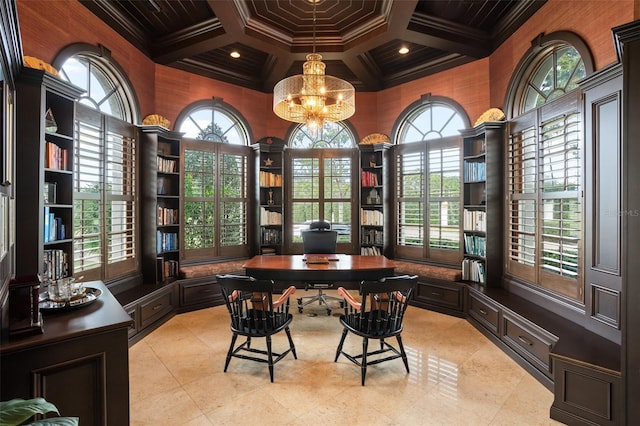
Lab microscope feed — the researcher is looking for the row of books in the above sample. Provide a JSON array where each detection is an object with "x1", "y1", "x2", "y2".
[
  {"x1": 261, "y1": 228, "x2": 281, "y2": 245},
  {"x1": 260, "y1": 208, "x2": 282, "y2": 225},
  {"x1": 361, "y1": 170, "x2": 379, "y2": 187},
  {"x1": 157, "y1": 156, "x2": 177, "y2": 173},
  {"x1": 462, "y1": 258, "x2": 486, "y2": 283},
  {"x1": 463, "y1": 209, "x2": 486, "y2": 232},
  {"x1": 157, "y1": 206, "x2": 179, "y2": 225},
  {"x1": 157, "y1": 231, "x2": 178, "y2": 252},
  {"x1": 156, "y1": 257, "x2": 179, "y2": 281},
  {"x1": 43, "y1": 249, "x2": 69, "y2": 282},
  {"x1": 259, "y1": 171, "x2": 282, "y2": 187},
  {"x1": 361, "y1": 229, "x2": 383, "y2": 245},
  {"x1": 361, "y1": 246, "x2": 382, "y2": 256},
  {"x1": 463, "y1": 160, "x2": 486, "y2": 182},
  {"x1": 361, "y1": 209, "x2": 383, "y2": 226},
  {"x1": 45, "y1": 141, "x2": 70, "y2": 171},
  {"x1": 463, "y1": 233, "x2": 486, "y2": 257},
  {"x1": 43, "y1": 206, "x2": 66, "y2": 242}
]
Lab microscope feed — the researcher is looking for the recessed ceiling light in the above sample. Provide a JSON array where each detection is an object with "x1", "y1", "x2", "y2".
[
  {"x1": 399, "y1": 46, "x2": 409, "y2": 55},
  {"x1": 230, "y1": 51, "x2": 240, "y2": 59}
]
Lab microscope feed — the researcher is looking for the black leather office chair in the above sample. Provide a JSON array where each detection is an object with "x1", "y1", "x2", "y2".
[
  {"x1": 334, "y1": 275, "x2": 418, "y2": 385},
  {"x1": 217, "y1": 274, "x2": 297, "y2": 382},
  {"x1": 298, "y1": 220, "x2": 341, "y2": 315}
]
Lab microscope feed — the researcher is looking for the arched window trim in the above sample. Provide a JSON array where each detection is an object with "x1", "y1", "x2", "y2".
[
  {"x1": 390, "y1": 94, "x2": 471, "y2": 144},
  {"x1": 504, "y1": 31, "x2": 594, "y2": 119},
  {"x1": 52, "y1": 43, "x2": 140, "y2": 124},
  {"x1": 284, "y1": 120, "x2": 359, "y2": 149},
  {"x1": 175, "y1": 98, "x2": 253, "y2": 145}
]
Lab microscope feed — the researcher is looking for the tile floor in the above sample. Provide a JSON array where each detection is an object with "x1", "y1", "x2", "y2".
[{"x1": 129, "y1": 292, "x2": 563, "y2": 425}]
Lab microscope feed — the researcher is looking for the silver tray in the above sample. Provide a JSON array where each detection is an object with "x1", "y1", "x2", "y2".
[{"x1": 39, "y1": 286, "x2": 102, "y2": 312}]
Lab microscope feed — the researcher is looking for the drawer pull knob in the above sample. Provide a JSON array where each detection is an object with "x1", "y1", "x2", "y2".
[
  {"x1": 153, "y1": 304, "x2": 163, "y2": 311},
  {"x1": 479, "y1": 308, "x2": 488, "y2": 316},
  {"x1": 431, "y1": 292, "x2": 442, "y2": 297},
  {"x1": 518, "y1": 335, "x2": 534, "y2": 346}
]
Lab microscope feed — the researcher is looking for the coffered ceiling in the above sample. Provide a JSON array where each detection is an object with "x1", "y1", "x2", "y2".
[{"x1": 79, "y1": 0, "x2": 547, "y2": 93}]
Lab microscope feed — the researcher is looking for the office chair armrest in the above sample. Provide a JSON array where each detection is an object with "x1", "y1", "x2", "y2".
[
  {"x1": 273, "y1": 285, "x2": 297, "y2": 308},
  {"x1": 337, "y1": 287, "x2": 361, "y2": 310}
]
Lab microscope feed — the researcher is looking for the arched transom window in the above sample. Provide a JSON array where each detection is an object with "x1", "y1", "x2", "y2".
[
  {"x1": 177, "y1": 103, "x2": 250, "y2": 145},
  {"x1": 520, "y1": 44, "x2": 586, "y2": 114}
]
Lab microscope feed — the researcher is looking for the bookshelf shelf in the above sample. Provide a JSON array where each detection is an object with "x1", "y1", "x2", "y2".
[
  {"x1": 254, "y1": 137, "x2": 285, "y2": 255},
  {"x1": 359, "y1": 143, "x2": 390, "y2": 256},
  {"x1": 15, "y1": 67, "x2": 83, "y2": 281},
  {"x1": 141, "y1": 126, "x2": 183, "y2": 284},
  {"x1": 461, "y1": 122, "x2": 505, "y2": 286}
]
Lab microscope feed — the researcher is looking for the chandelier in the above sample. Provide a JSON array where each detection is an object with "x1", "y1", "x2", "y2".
[{"x1": 273, "y1": 2, "x2": 355, "y2": 134}]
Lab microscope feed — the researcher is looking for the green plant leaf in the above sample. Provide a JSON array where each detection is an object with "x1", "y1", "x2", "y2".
[
  {"x1": 0, "y1": 398, "x2": 59, "y2": 426},
  {"x1": 27, "y1": 418, "x2": 79, "y2": 426}
]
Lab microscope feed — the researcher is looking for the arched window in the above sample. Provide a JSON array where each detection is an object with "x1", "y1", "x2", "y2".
[
  {"x1": 396, "y1": 102, "x2": 466, "y2": 142},
  {"x1": 285, "y1": 122, "x2": 358, "y2": 252},
  {"x1": 53, "y1": 45, "x2": 139, "y2": 281},
  {"x1": 289, "y1": 122, "x2": 356, "y2": 148},
  {"x1": 392, "y1": 96, "x2": 470, "y2": 264},
  {"x1": 176, "y1": 100, "x2": 250, "y2": 145},
  {"x1": 176, "y1": 99, "x2": 252, "y2": 260},
  {"x1": 505, "y1": 32, "x2": 593, "y2": 302},
  {"x1": 56, "y1": 47, "x2": 138, "y2": 123}
]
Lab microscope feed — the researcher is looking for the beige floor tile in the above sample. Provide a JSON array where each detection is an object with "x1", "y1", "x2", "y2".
[{"x1": 130, "y1": 296, "x2": 557, "y2": 425}]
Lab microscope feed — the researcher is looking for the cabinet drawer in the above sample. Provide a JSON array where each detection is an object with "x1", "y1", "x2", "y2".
[
  {"x1": 468, "y1": 291, "x2": 500, "y2": 335},
  {"x1": 415, "y1": 280, "x2": 464, "y2": 311},
  {"x1": 502, "y1": 311, "x2": 556, "y2": 376},
  {"x1": 140, "y1": 289, "x2": 174, "y2": 328},
  {"x1": 181, "y1": 281, "x2": 220, "y2": 306}
]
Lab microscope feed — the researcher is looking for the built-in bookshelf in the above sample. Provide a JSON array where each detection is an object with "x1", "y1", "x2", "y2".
[
  {"x1": 359, "y1": 143, "x2": 390, "y2": 256},
  {"x1": 461, "y1": 122, "x2": 504, "y2": 286},
  {"x1": 254, "y1": 137, "x2": 285, "y2": 255},
  {"x1": 15, "y1": 67, "x2": 83, "y2": 281},
  {"x1": 140, "y1": 126, "x2": 182, "y2": 284}
]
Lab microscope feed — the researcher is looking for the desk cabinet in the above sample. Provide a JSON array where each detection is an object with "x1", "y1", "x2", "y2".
[{"x1": 0, "y1": 281, "x2": 131, "y2": 425}]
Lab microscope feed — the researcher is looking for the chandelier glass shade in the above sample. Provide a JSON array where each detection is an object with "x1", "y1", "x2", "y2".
[{"x1": 273, "y1": 53, "x2": 355, "y2": 131}]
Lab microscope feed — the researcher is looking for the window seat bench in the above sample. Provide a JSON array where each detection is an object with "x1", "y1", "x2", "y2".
[
  {"x1": 178, "y1": 259, "x2": 247, "y2": 279},
  {"x1": 392, "y1": 260, "x2": 466, "y2": 317},
  {"x1": 176, "y1": 259, "x2": 248, "y2": 313}
]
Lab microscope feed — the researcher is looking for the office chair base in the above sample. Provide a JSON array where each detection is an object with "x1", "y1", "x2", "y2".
[{"x1": 297, "y1": 285, "x2": 342, "y2": 315}]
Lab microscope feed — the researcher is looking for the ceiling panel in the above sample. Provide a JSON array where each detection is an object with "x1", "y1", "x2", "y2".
[{"x1": 79, "y1": 0, "x2": 547, "y2": 93}]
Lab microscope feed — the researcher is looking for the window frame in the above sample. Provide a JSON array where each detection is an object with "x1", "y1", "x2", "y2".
[
  {"x1": 283, "y1": 122, "x2": 359, "y2": 254},
  {"x1": 391, "y1": 95, "x2": 469, "y2": 264},
  {"x1": 507, "y1": 82, "x2": 585, "y2": 302},
  {"x1": 73, "y1": 104, "x2": 138, "y2": 281},
  {"x1": 181, "y1": 139, "x2": 251, "y2": 261}
]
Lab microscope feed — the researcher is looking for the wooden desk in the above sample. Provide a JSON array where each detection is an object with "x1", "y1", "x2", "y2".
[{"x1": 243, "y1": 254, "x2": 396, "y2": 282}]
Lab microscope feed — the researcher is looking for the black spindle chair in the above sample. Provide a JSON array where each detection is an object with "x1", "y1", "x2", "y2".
[
  {"x1": 217, "y1": 274, "x2": 297, "y2": 382},
  {"x1": 334, "y1": 275, "x2": 417, "y2": 385}
]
